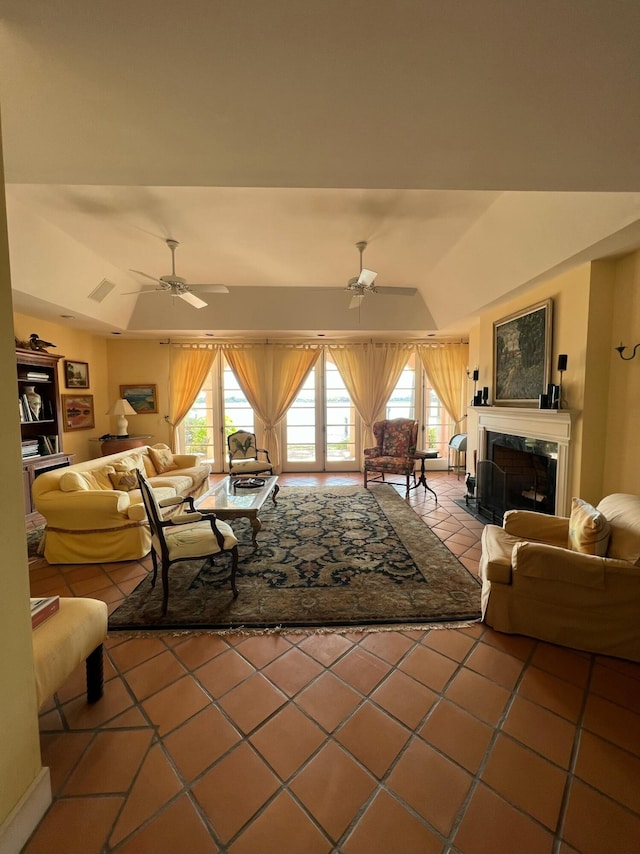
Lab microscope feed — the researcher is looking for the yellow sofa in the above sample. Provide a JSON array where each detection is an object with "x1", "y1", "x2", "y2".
[
  {"x1": 32, "y1": 444, "x2": 211, "y2": 564},
  {"x1": 480, "y1": 493, "x2": 640, "y2": 662}
]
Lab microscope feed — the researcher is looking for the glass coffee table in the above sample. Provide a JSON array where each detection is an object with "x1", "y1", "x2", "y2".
[{"x1": 195, "y1": 476, "x2": 279, "y2": 547}]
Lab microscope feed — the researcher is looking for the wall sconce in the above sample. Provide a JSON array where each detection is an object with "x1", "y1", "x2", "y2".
[{"x1": 615, "y1": 343, "x2": 640, "y2": 361}]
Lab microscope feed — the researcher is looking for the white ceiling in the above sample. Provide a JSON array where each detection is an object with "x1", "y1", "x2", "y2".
[{"x1": 1, "y1": 0, "x2": 639, "y2": 339}]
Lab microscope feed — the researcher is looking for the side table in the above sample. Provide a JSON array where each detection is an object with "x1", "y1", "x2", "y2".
[
  {"x1": 409, "y1": 450, "x2": 439, "y2": 502},
  {"x1": 90, "y1": 435, "x2": 153, "y2": 456}
]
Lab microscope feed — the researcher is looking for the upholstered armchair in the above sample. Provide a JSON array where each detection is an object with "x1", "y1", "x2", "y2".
[
  {"x1": 363, "y1": 418, "x2": 419, "y2": 497},
  {"x1": 480, "y1": 493, "x2": 640, "y2": 662},
  {"x1": 227, "y1": 430, "x2": 274, "y2": 477}
]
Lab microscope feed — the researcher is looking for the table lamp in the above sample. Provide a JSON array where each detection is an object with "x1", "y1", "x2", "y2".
[{"x1": 107, "y1": 398, "x2": 137, "y2": 437}]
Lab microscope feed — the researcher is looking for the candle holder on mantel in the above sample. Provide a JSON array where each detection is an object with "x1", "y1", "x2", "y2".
[{"x1": 557, "y1": 354, "x2": 568, "y2": 409}]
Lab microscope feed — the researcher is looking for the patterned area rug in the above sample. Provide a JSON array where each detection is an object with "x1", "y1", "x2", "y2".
[{"x1": 109, "y1": 485, "x2": 481, "y2": 631}]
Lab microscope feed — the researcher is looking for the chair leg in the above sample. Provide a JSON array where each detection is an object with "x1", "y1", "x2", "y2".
[
  {"x1": 363, "y1": 469, "x2": 368, "y2": 489},
  {"x1": 230, "y1": 546, "x2": 239, "y2": 598},
  {"x1": 161, "y1": 561, "x2": 170, "y2": 615},
  {"x1": 150, "y1": 549, "x2": 158, "y2": 589},
  {"x1": 86, "y1": 643, "x2": 104, "y2": 704}
]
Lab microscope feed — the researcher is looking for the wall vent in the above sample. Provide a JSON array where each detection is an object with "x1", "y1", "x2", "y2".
[{"x1": 88, "y1": 279, "x2": 115, "y2": 303}]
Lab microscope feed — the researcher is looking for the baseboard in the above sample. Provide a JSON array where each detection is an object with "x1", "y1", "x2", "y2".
[{"x1": 0, "y1": 766, "x2": 51, "y2": 854}]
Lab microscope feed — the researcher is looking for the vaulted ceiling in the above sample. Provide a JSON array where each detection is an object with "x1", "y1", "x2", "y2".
[{"x1": 1, "y1": 0, "x2": 639, "y2": 339}]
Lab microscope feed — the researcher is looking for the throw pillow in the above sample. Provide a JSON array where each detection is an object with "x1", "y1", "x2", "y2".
[
  {"x1": 60, "y1": 471, "x2": 90, "y2": 492},
  {"x1": 108, "y1": 470, "x2": 139, "y2": 492},
  {"x1": 113, "y1": 453, "x2": 145, "y2": 473},
  {"x1": 568, "y1": 497, "x2": 611, "y2": 556},
  {"x1": 148, "y1": 445, "x2": 178, "y2": 474}
]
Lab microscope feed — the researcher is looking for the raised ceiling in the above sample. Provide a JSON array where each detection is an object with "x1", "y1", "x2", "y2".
[{"x1": 1, "y1": 0, "x2": 639, "y2": 339}]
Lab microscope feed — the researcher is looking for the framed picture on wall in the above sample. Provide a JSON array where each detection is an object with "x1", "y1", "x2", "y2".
[
  {"x1": 119, "y1": 384, "x2": 158, "y2": 413},
  {"x1": 64, "y1": 360, "x2": 90, "y2": 389},
  {"x1": 62, "y1": 394, "x2": 95, "y2": 430},
  {"x1": 493, "y1": 299, "x2": 553, "y2": 406}
]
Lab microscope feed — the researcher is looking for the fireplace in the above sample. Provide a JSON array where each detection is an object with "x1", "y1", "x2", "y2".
[
  {"x1": 474, "y1": 407, "x2": 572, "y2": 518},
  {"x1": 476, "y1": 431, "x2": 558, "y2": 522}
]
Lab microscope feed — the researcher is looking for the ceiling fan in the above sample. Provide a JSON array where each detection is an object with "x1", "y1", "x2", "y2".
[
  {"x1": 126, "y1": 239, "x2": 229, "y2": 309},
  {"x1": 345, "y1": 241, "x2": 417, "y2": 309}
]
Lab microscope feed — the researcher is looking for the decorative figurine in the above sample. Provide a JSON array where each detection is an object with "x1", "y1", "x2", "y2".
[{"x1": 29, "y1": 333, "x2": 56, "y2": 352}]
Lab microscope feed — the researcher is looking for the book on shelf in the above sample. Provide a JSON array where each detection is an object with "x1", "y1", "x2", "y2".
[
  {"x1": 31, "y1": 596, "x2": 60, "y2": 630},
  {"x1": 25, "y1": 372, "x2": 49, "y2": 381}
]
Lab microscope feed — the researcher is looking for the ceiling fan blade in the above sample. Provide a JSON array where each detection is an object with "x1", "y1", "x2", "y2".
[
  {"x1": 130, "y1": 269, "x2": 165, "y2": 285},
  {"x1": 189, "y1": 284, "x2": 230, "y2": 294},
  {"x1": 121, "y1": 287, "x2": 162, "y2": 296},
  {"x1": 357, "y1": 268, "x2": 377, "y2": 288},
  {"x1": 178, "y1": 290, "x2": 208, "y2": 309},
  {"x1": 374, "y1": 286, "x2": 417, "y2": 296},
  {"x1": 349, "y1": 294, "x2": 364, "y2": 310}
]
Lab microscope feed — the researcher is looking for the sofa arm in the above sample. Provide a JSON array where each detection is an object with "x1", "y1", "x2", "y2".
[
  {"x1": 34, "y1": 490, "x2": 133, "y2": 529},
  {"x1": 171, "y1": 454, "x2": 202, "y2": 468},
  {"x1": 503, "y1": 510, "x2": 569, "y2": 546},
  {"x1": 512, "y1": 541, "x2": 631, "y2": 588}
]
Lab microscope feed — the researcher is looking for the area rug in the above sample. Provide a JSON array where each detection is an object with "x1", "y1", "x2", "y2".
[
  {"x1": 27, "y1": 525, "x2": 45, "y2": 558},
  {"x1": 109, "y1": 485, "x2": 481, "y2": 631}
]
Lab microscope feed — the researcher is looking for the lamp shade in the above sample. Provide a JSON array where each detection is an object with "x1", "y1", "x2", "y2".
[{"x1": 107, "y1": 398, "x2": 137, "y2": 436}]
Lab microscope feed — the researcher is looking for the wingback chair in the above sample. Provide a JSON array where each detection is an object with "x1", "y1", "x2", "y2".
[
  {"x1": 227, "y1": 430, "x2": 274, "y2": 477},
  {"x1": 363, "y1": 418, "x2": 419, "y2": 497}
]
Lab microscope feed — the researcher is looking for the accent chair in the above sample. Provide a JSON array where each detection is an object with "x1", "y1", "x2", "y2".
[
  {"x1": 137, "y1": 470, "x2": 239, "y2": 615},
  {"x1": 227, "y1": 430, "x2": 274, "y2": 477},
  {"x1": 363, "y1": 418, "x2": 419, "y2": 497}
]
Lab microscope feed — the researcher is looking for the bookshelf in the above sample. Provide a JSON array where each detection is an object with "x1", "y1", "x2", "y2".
[{"x1": 16, "y1": 348, "x2": 74, "y2": 519}]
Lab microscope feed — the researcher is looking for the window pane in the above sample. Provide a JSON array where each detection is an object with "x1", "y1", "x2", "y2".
[{"x1": 325, "y1": 354, "x2": 356, "y2": 463}]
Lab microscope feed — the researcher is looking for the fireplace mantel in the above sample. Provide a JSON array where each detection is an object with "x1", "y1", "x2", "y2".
[{"x1": 472, "y1": 406, "x2": 573, "y2": 515}]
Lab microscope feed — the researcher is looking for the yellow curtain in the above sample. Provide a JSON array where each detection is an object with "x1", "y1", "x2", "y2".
[
  {"x1": 222, "y1": 344, "x2": 322, "y2": 470},
  {"x1": 417, "y1": 342, "x2": 469, "y2": 430},
  {"x1": 168, "y1": 344, "x2": 218, "y2": 451},
  {"x1": 330, "y1": 343, "x2": 414, "y2": 453}
]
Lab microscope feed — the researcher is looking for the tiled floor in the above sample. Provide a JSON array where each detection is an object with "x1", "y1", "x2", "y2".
[{"x1": 24, "y1": 472, "x2": 640, "y2": 853}]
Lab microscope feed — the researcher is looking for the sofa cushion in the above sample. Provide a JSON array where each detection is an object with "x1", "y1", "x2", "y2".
[
  {"x1": 60, "y1": 471, "x2": 91, "y2": 492},
  {"x1": 148, "y1": 474, "x2": 194, "y2": 493},
  {"x1": 148, "y1": 445, "x2": 178, "y2": 474},
  {"x1": 108, "y1": 470, "x2": 139, "y2": 492},
  {"x1": 597, "y1": 493, "x2": 640, "y2": 565},
  {"x1": 568, "y1": 498, "x2": 610, "y2": 556}
]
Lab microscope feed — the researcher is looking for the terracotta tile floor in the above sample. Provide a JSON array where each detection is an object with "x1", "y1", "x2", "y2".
[{"x1": 24, "y1": 471, "x2": 640, "y2": 853}]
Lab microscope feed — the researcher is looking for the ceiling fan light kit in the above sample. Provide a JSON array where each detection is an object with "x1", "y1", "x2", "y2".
[
  {"x1": 127, "y1": 238, "x2": 229, "y2": 309},
  {"x1": 345, "y1": 241, "x2": 417, "y2": 309}
]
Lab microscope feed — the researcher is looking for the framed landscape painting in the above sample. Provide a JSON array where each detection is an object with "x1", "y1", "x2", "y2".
[
  {"x1": 64, "y1": 359, "x2": 89, "y2": 389},
  {"x1": 62, "y1": 394, "x2": 95, "y2": 430},
  {"x1": 120, "y1": 384, "x2": 158, "y2": 414},
  {"x1": 493, "y1": 299, "x2": 552, "y2": 406}
]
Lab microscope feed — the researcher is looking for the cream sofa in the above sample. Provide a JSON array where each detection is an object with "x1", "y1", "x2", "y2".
[
  {"x1": 33, "y1": 444, "x2": 211, "y2": 564},
  {"x1": 480, "y1": 493, "x2": 640, "y2": 662}
]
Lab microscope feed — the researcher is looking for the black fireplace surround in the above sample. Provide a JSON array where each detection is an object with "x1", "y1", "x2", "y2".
[{"x1": 474, "y1": 431, "x2": 558, "y2": 523}]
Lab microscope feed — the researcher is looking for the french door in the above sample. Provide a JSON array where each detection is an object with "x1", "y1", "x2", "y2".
[{"x1": 282, "y1": 351, "x2": 360, "y2": 472}]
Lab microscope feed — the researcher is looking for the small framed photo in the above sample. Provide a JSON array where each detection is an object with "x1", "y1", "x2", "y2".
[
  {"x1": 120, "y1": 384, "x2": 158, "y2": 414},
  {"x1": 64, "y1": 360, "x2": 90, "y2": 389},
  {"x1": 62, "y1": 394, "x2": 95, "y2": 431}
]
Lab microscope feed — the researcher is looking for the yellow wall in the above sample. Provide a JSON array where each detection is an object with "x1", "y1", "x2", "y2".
[
  {"x1": 466, "y1": 253, "x2": 638, "y2": 505},
  {"x1": 604, "y1": 252, "x2": 640, "y2": 494},
  {"x1": 105, "y1": 339, "x2": 172, "y2": 446},
  {"x1": 0, "y1": 128, "x2": 44, "y2": 840}
]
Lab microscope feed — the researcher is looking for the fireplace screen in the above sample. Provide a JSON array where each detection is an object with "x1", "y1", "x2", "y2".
[{"x1": 476, "y1": 432, "x2": 558, "y2": 523}]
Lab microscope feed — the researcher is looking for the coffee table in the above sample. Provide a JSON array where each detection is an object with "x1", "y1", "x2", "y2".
[{"x1": 195, "y1": 475, "x2": 279, "y2": 547}]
